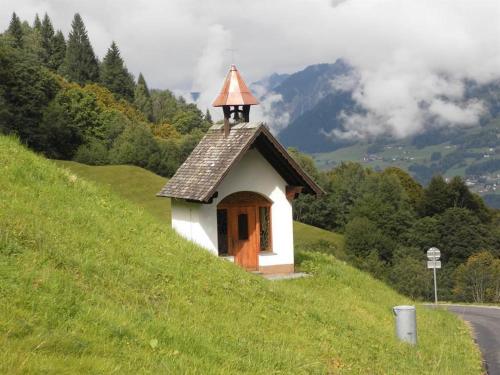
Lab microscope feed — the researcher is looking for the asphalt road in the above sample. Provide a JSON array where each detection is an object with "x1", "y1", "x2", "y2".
[{"x1": 446, "y1": 305, "x2": 500, "y2": 375}]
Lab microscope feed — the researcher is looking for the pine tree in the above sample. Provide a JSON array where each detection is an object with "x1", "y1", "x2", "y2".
[
  {"x1": 137, "y1": 73, "x2": 150, "y2": 97},
  {"x1": 33, "y1": 14, "x2": 42, "y2": 31},
  {"x1": 19, "y1": 17, "x2": 44, "y2": 61},
  {"x1": 60, "y1": 13, "x2": 99, "y2": 84},
  {"x1": 134, "y1": 73, "x2": 153, "y2": 120},
  {"x1": 205, "y1": 109, "x2": 213, "y2": 124},
  {"x1": 100, "y1": 41, "x2": 135, "y2": 101},
  {"x1": 50, "y1": 31, "x2": 66, "y2": 71},
  {"x1": 7, "y1": 12, "x2": 24, "y2": 48},
  {"x1": 40, "y1": 13, "x2": 55, "y2": 67}
]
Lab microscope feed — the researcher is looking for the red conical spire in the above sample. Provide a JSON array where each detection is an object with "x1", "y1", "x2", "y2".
[{"x1": 212, "y1": 65, "x2": 259, "y2": 107}]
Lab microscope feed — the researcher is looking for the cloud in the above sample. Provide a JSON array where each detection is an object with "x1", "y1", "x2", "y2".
[
  {"x1": 329, "y1": 67, "x2": 489, "y2": 139},
  {"x1": 322, "y1": 0, "x2": 500, "y2": 139},
  {"x1": 429, "y1": 99, "x2": 484, "y2": 126},
  {"x1": 1, "y1": 0, "x2": 499, "y2": 138},
  {"x1": 252, "y1": 92, "x2": 290, "y2": 134},
  {"x1": 190, "y1": 24, "x2": 232, "y2": 119},
  {"x1": 330, "y1": 72, "x2": 360, "y2": 92}
]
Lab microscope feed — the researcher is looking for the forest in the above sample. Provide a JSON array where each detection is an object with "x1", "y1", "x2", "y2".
[
  {"x1": 1, "y1": 12, "x2": 499, "y2": 304},
  {"x1": 291, "y1": 149, "x2": 500, "y2": 303},
  {"x1": 0, "y1": 12, "x2": 212, "y2": 178}
]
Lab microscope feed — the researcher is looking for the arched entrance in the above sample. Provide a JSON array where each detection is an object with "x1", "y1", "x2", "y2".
[{"x1": 217, "y1": 192, "x2": 272, "y2": 271}]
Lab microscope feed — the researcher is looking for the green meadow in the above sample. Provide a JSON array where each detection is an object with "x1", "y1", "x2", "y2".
[
  {"x1": 1, "y1": 136, "x2": 482, "y2": 374},
  {"x1": 54, "y1": 160, "x2": 347, "y2": 259}
]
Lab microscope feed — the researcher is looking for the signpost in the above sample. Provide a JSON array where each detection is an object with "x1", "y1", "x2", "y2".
[{"x1": 427, "y1": 247, "x2": 441, "y2": 305}]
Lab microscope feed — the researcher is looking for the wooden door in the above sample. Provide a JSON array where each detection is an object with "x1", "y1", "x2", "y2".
[{"x1": 229, "y1": 206, "x2": 258, "y2": 271}]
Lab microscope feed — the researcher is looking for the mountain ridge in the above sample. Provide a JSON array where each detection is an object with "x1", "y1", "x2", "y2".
[{"x1": 253, "y1": 61, "x2": 500, "y2": 202}]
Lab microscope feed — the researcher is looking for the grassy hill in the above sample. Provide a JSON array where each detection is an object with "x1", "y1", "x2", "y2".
[
  {"x1": 54, "y1": 160, "x2": 346, "y2": 259},
  {"x1": 1, "y1": 136, "x2": 482, "y2": 374},
  {"x1": 54, "y1": 161, "x2": 172, "y2": 223}
]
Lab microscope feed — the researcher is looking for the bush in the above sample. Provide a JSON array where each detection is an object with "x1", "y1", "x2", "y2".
[
  {"x1": 436, "y1": 208, "x2": 493, "y2": 264},
  {"x1": 39, "y1": 87, "x2": 102, "y2": 159},
  {"x1": 389, "y1": 247, "x2": 432, "y2": 300},
  {"x1": 110, "y1": 123, "x2": 159, "y2": 168},
  {"x1": 344, "y1": 217, "x2": 395, "y2": 261},
  {"x1": 146, "y1": 138, "x2": 180, "y2": 177},
  {"x1": 73, "y1": 140, "x2": 109, "y2": 165},
  {"x1": 453, "y1": 251, "x2": 500, "y2": 303}
]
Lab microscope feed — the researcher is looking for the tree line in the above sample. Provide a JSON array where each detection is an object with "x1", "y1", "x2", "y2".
[
  {"x1": 1, "y1": 12, "x2": 212, "y2": 177},
  {"x1": 290, "y1": 149, "x2": 500, "y2": 303}
]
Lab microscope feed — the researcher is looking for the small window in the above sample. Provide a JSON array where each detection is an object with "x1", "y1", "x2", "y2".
[
  {"x1": 238, "y1": 213, "x2": 249, "y2": 240},
  {"x1": 217, "y1": 209, "x2": 228, "y2": 255},
  {"x1": 259, "y1": 206, "x2": 271, "y2": 252}
]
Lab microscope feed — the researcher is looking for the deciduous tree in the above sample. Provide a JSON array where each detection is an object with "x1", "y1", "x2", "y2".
[
  {"x1": 454, "y1": 251, "x2": 500, "y2": 303},
  {"x1": 39, "y1": 87, "x2": 103, "y2": 158},
  {"x1": 418, "y1": 175, "x2": 453, "y2": 216}
]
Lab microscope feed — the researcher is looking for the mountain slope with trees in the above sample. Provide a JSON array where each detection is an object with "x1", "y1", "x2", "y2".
[
  {"x1": 290, "y1": 150, "x2": 500, "y2": 303},
  {"x1": 0, "y1": 12, "x2": 211, "y2": 178},
  {"x1": 259, "y1": 61, "x2": 500, "y2": 156},
  {"x1": 256, "y1": 62, "x2": 500, "y2": 205}
]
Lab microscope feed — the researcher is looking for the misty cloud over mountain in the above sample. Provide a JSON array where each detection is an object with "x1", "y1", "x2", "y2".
[
  {"x1": 252, "y1": 59, "x2": 500, "y2": 152},
  {"x1": 3, "y1": 0, "x2": 499, "y2": 141}
]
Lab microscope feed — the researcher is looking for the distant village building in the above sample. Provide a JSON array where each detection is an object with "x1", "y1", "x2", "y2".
[{"x1": 158, "y1": 65, "x2": 323, "y2": 273}]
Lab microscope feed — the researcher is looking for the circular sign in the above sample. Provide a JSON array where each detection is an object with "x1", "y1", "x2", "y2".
[{"x1": 427, "y1": 247, "x2": 441, "y2": 260}]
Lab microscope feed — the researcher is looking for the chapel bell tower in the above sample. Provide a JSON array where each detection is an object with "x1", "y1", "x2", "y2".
[{"x1": 212, "y1": 65, "x2": 259, "y2": 136}]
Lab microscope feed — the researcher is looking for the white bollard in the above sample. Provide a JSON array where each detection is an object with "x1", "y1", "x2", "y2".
[{"x1": 393, "y1": 305, "x2": 417, "y2": 345}]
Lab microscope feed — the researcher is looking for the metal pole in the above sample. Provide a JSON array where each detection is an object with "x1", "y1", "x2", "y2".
[{"x1": 433, "y1": 265, "x2": 438, "y2": 305}]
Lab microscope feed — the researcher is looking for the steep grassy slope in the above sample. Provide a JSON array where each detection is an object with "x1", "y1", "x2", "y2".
[
  {"x1": 1, "y1": 137, "x2": 482, "y2": 374},
  {"x1": 54, "y1": 161, "x2": 171, "y2": 223}
]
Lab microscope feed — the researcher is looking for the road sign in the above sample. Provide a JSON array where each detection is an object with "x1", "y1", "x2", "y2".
[
  {"x1": 427, "y1": 260, "x2": 441, "y2": 269},
  {"x1": 427, "y1": 247, "x2": 441, "y2": 260},
  {"x1": 427, "y1": 247, "x2": 441, "y2": 305}
]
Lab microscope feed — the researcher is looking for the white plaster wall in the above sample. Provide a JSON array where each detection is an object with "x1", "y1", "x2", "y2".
[
  {"x1": 171, "y1": 199, "x2": 218, "y2": 253},
  {"x1": 170, "y1": 148, "x2": 294, "y2": 267}
]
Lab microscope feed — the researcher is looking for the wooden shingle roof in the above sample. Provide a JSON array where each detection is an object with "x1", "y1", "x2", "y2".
[{"x1": 157, "y1": 122, "x2": 323, "y2": 202}]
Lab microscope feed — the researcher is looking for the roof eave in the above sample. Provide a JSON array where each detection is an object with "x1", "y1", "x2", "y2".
[{"x1": 258, "y1": 126, "x2": 325, "y2": 197}]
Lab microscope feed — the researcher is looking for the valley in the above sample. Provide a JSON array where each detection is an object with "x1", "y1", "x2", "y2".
[
  {"x1": 253, "y1": 60, "x2": 500, "y2": 207},
  {"x1": 311, "y1": 121, "x2": 500, "y2": 207}
]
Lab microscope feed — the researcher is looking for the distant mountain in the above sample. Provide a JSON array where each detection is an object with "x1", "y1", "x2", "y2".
[
  {"x1": 253, "y1": 60, "x2": 359, "y2": 151},
  {"x1": 465, "y1": 79, "x2": 500, "y2": 121},
  {"x1": 279, "y1": 91, "x2": 358, "y2": 152},
  {"x1": 255, "y1": 61, "x2": 500, "y2": 156},
  {"x1": 254, "y1": 62, "x2": 500, "y2": 205},
  {"x1": 250, "y1": 72, "x2": 290, "y2": 94},
  {"x1": 256, "y1": 60, "x2": 353, "y2": 128}
]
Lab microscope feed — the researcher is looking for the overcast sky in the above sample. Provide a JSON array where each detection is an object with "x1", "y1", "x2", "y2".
[{"x1": 2, "y1": 0, "x2": 500, "y2": 136}]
